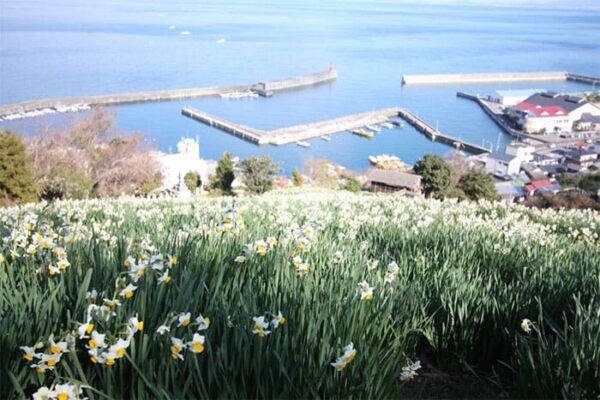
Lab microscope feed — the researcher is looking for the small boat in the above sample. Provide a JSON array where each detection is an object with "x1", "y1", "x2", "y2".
[
  {"x1": 180, "y1": 31, "x2": 191, "y2": 35},
  {"x1": 321, "y1": 135, "x2": 332, "y2": 141},
  {"x1": 216, "y1": 38, "x2": 227, "y2": 44},
  {"x1": 366, "y1": 124, "x2": 381, "y2": 132},
  {"x1": 381, "y1": 122, "x2": 394, "y2": 129},
  {"x1": 352, "y1": 129, "x2": 374, "y2": 139},
  {"x1": 391, "y1": 120, "x2": 405, "y2": 128},
  {"x1": 296, "y1": 141, "x2": 311, "y2": 148}
]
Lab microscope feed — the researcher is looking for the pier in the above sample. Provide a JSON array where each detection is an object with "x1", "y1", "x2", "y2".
[
  {"x1": 182, "y1": 107, "x2": 400, "y2": 146},
  {"x1": 456, "y1": 91, "x2": 551, "y2": 144},
  {"x1": 183, "y1": 105, "x2": 490, "y2": 154},
  {"x1": 566, "y1": 73, "x2": 600, "y2": 86},
  {"x1": 395, "y1": 109, "x2": 491, "y2": 154},
  {"x1": 0, "y1": 69, "x2": 338, "y2": 120},
  {"x1": 402, "y1": 71, "x2": 567, "y2": 85}
]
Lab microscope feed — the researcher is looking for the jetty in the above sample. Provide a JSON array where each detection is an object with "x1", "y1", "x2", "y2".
[
  {"x1": 456, "y1": 91, "x2": 550, "y2": 143},
  {"x1": 402, "y1": 71, "x2": 568, "y2": 85},
  {"x1": 182, "y1": 107, "x2": 399, "y2": 146},
  {"x1": 566, "y1": 72, "x2": 600, "y2": 86},
  {"x1": 0, "y1": 69, "x2": 338, "y2": 120},
  {"x1": 395, "y1": 109, "x2": 491, "y2": 154},
  {"x1": 183, "y1": 106, "x2": 490, "y2": 154}
]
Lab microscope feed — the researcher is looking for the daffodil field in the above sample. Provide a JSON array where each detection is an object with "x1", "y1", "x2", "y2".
[{"x1": 1, "y1": 190, "x2": 599, "y2": 399}]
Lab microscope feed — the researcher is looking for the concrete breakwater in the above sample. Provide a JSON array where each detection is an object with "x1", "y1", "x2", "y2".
[
  {"x1": 396, "y1": 109, "x2": 491, "y2": 154},
  {"x1": 566, "y1": 73, "x2": 600, "y2": 85},
  {"x1": 402, "y1": 71, "x2": 568, "y2": 85},
  {"x1": 183, "y1": 105, "x2": 490, "y2": 154},
  {"x1": 0, "y1": 69, "x2": 338, "y2": 120},
  {"x1": 182, "y1": 106, "x2": 399, "y2": 146}
]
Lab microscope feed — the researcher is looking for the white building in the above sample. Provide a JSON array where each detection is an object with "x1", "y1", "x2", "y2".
[
  {"x1": 509, "y1": 92, "x2": 600, "y2": 134},
  {"x1": 505, "y1": 142, "x2": 535, "y2": 163},
  {"x1": 487, "y1": 89, "x2": 541, "y2": 106},
  {"x1": 153, "y1": 138, "x2": 216, "y2": 196},
  {"x1": 485, "y1": 152, "x2": 522, "y2": 176}
]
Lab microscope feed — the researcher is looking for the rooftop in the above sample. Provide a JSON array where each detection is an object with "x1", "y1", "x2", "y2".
[
  {"x1": 514, "y1": 92, "x2": 589, "y2": 117},
  {"x1": 488, "y1": 152, "x2": 516, "y2": 163},
  {"x1": 368, "y1": 169, "x2": 421, "y2": 188}
]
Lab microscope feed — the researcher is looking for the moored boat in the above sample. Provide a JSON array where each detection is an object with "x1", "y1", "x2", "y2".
[
  {"x1": 352, "y1": 129, "x2": 374, "y2": 139},
  {"x1": 296, "y1": 140, "x2": 311, "y2": 148}
]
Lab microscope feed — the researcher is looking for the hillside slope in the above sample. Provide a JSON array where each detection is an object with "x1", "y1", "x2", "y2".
[{"x1": 1, "y1": 190, "x2": 599, "y2": 398}]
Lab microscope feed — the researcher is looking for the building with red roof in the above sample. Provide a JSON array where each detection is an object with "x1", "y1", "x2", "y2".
[{"x1": 508, "y1": 92, "x2": 600, "y2": 134}]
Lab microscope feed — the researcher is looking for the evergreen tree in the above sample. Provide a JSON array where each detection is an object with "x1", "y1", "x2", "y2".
[
  {"x1": 239, "y1": 156, "x2": 281, "y2": 194},
  {"x1": 0, "y1": 131, "x2": 38, "y2": 206},
  {"x1": 413, "y1": 154, "x2": 452, "y2": 199},
  {"x1": 210, "y1": 152, "x2": 236, "y2": 194},
  {"x1": 292, "y1": 168, "x2": 304, "y2": 186},
  {"x1": 458, "y1": 170, "x2": 499, "y2": 201},
  {"x1": 184, "y1": 171, "x2": 202, "y2": 192}
]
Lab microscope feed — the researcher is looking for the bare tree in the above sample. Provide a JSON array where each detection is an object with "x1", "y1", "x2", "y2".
[{"x1": 28, "y1": 108, "x2": 161, "y2": 199}]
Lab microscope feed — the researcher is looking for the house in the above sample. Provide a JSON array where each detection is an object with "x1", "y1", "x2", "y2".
[
  {"x1": 495, "y1": 181, "x2": 526, "y2": 203},
  {"x1": 368, "y1": 169, "x2": 422, "y2": 194},
  {"x1": 485, "y1": 152, "x2": 522, "y2": 176},
  {"x1": 508, "y1": 92, "x2": 600, "y2": 134},
  {"x1": 565, "y1": 148, "x2": 598, "y2": 168},
  {"x1": 487, "y1": 89, "x2": 541, "y2": 106},
  {"x1": 523, "y1": 179, "x2": 554, "y2": 196},
  {"x1": 505, "y1": 142, "x2": 535, "y2": 163},
  {"x1": 532, "y1": 152, "x2": 562, "y2": 166},
  {"x1": 575, "y1": 113, "x2": 600, "y2": 131}
]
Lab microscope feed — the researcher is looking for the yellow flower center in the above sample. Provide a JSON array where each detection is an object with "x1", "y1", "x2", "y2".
[
  {"x1": 23, "y1": 354, "x2": 33, "y2": 362},
  {"x1": 137, "y1": 321, "x2": 144, "y2": 331},
  {"x1": 337, "y1": 363, "x2": 346, "y2": 371},
  {"x1": 205, "y1": 318, "x2": 210, "y2": 326},
  {"x1": 47, "y1": 359, "x2": 57, "y2": 367},
  {"x1": 171, "y1": 344, "x2": 181, "y2": 353},
  {"x1": 90, "y1": 356, "x2": 98, "y2": 364},
  {"x1": 57, "y1": 392, "x2": 68, "y2": 400},
  {"x1": 88, "y1": 339, "x2": 97, "y2": 348},
  {"x1": 165, "y1": 276, "x2": 172, "y2": 284},
  {"x1": 37, "y1": 368, "x2": 46, "y2": 374},
  {"x1": 125, "y1": 291, "x2": 134, "y2": 299},
  {"x1": 116, "y1": 348, "x2": 126, "y2": 358},
  {"x1": 106, "y1": 358, "x2": 115, "y2": 366},
  {"x1": 280, "y1": 317, "x2": 286, "y2": 325},
  {"x1": 124, "y1": 260, "x2": 131, "y2": 268},
  {"x1": 171, "y1": 256, "x2": 178, "y2": 265},
  {"x1": 364, "y1": 293, "x2": 373, "y2": 300},
  {"x1": 346, "y1": 350, "x2": 357, "y2": 364},
  {"x1": 192, "y1": 342, "x2": 204, "y2": 353},
  {"x1": 50, "y1": 345, "x2": 61, "y2": 354},
  {"x1": 86, "y1": 323, "x2": 94, "y2": 334},
  {"x1": 49, "y1": 269, "x2": 56, "y2": 276},
  {"x1": 182, "y1": 318, "x2": 190, "y2": 326}
]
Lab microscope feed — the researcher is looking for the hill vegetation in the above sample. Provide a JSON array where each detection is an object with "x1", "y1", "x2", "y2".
[{"x1": 1, "y1": 190, "x2": 598, "y2": 399}]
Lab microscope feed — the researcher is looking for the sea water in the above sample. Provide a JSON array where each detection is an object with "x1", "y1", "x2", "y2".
[{"x1": 1, "y1": 0, "x2": 598, "y2": 174}]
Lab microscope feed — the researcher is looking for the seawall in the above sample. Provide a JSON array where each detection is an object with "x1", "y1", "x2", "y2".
[
  {"x1": 402, "y1": 71, "x2": 568, "y2": 85},
  {"x1": 0, "y1": 69, "x2": 338, "y2": 120}
]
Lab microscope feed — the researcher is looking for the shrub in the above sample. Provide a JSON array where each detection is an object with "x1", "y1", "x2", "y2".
[
  {"x1": 413, "y1": 155, "x2": 452, "y2": 199},
  {"x1": 0, "y1": 131, "x2": 38, "y2": 206},
  {"x1": 184, "y1": 171, "x2": 202, "y2": 193},
  {"x1": 458, "y1": 170, "x2": 499, "y2": 201},
  {"x1": 292, "y1": 168, "x2": 304, "y2": 186},
  {"x1": 342, "y1": 177, "x2": 362, "y2": 192},
  {"x1": 209, "y1": 152, "x2": 236, "y2": 195},
  {"x1": 239, "y1": 156, "x2": 281, "y2": 194}
]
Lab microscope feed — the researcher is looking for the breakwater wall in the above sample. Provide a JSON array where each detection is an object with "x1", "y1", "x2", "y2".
[
  {"x1": 183, "y1": 105, "x2": 490, "y2": 154},
  {"x1": 402, "y1": 71, "x2": 568, "y2": 85},
  {"x1": 396, "y1": 109, "x2": 490, "y2": 154},
  {"x1": 456, "y1": 92, "x2": 550, "y2": 143},
  {"x1": 566, "y1": 73, "x2": 600, "y2": 85},
  {"x1": 0, "y1": 69, "x2": 338, "y2": 120},
  {"x1": 182, "y1": 106, "x2": 399, "y2": 146}
]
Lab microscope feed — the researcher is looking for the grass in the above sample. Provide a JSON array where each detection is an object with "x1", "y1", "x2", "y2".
[{"x1": 0, "y1": 189, "x2": 599, "y2": 399}]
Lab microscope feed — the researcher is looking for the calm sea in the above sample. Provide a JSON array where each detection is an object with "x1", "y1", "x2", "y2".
[{"x1": 1, "y1": 0, "x2": 598, "y2": 174}]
